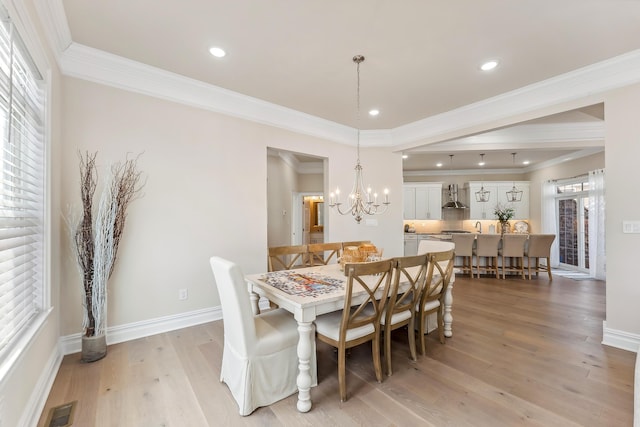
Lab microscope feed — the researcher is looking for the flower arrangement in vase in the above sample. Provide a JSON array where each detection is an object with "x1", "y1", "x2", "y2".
[{"x1": 493, "y1": 204, "x2": 515, "y2": 235}]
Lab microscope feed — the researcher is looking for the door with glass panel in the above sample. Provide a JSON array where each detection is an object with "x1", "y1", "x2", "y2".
[{"x1": 557, "y1": 190, "x2": 589, "y2": 271}]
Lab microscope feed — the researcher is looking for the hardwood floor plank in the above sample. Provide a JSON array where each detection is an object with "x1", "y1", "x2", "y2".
[{"x1": 37, "y1": 275, "x2": 635, "y2": 426}]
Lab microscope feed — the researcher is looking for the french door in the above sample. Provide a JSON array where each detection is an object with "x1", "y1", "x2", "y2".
[{"x1": 557, "y1": 196, "x2": 589, "y2": 271}]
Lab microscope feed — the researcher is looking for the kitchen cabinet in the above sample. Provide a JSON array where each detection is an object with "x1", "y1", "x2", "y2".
[
  {"x1": 404, "y1": 234, "x2": 418, "y2": 256},
  {"x1": 403, "y1": 183, "x2": 443, "y2": 220},
  {"x1": 466, "y1": 181, "x2": 530, "y2": 220}
]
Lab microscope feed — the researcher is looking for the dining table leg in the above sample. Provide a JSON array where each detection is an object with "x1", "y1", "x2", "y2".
[
  {"x1": 444, "y1": 281, "x2": 454, "y2": 338},
  {"x1": 248, "y1": 289, "x2": 260, "y2": 315},
  {"x1": 295, "y1": 321, "x2": 314, "y2": 412}
]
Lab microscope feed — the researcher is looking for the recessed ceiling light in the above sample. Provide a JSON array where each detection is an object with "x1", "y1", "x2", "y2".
[
  {"x1": 436, "y1": 162, "x2": 443, "y2": 168},
  {"x1": 369, "y1": 109, "x2": 379, "y2": 116},
  {"x1": 522, "y1": 160, "x2": 530, "y2": 165},
  {"x1": 209, "y1": 47, "x2": 226, "y2": 58},
  {"x1": 402, "y1": 154, "x2": 408, "y2": 159},
  {"x1": 480, "y1": 60, "x2": 498, "y2": 71}
]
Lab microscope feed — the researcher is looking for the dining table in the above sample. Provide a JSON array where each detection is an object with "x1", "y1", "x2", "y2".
[{"x1": 245, "y1": 262, "x2": 455, "y2": 413}]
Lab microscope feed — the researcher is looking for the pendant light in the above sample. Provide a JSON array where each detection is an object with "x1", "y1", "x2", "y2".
[
  {"x1": 505, "y1": 153, "x2": 523, "y2": 202},
  {"x1": 475, "y1": 154, "x2": 490, "y2": 202},
  {"x1": 329, "y1": 55, "x2": 390, "y2": 223}
]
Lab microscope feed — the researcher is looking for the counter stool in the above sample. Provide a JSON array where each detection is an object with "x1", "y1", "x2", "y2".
[
  {"x1": 474, "y1": 234, "x2": 501, "y2": 278},
  {"x1": 451, "y1": 234, "x2": 475, "y2": 278},
  {"x1": 525, "y1": 234, "x2": 556, "y2": 280},
  {"x1": 499, "y1": 234, "x2": 528, "y2": 279}
]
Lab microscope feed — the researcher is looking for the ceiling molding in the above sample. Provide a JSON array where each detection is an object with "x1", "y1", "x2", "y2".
[
  {"x1": 38, "y1": 3, "x2": 640, "y2": 149},
  {"x1": 408, "y1": 121, "x2": 604, "y2": 153},
  {"x1": 33, "y1": 0, "x2": 71, "y2": 56},
  {"x1": 392, "y1": 49, "x2": 640, "y2": 147}
]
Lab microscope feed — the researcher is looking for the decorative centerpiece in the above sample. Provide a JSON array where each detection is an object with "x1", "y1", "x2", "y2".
[
  {"x1": 69, "y1": 152, "x2": 144, "y2": 362},
  {"x1": 494, "y1": 204, "x2": 515, "y2": 235}
]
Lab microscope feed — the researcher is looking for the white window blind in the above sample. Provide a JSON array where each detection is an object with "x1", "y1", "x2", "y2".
[{"x1": 0, "y1": 8, "x2": 46, "y2": 360}]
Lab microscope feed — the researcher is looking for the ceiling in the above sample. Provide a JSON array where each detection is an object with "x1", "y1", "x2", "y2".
[{"x1": 60, "y1": 1, "x2": 631, "y2": 171}]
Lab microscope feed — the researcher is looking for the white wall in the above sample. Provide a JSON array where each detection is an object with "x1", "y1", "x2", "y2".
[
  {"x1": 59, "y1": 77, "x2": 405, "y2": 337},
  {"x1": 604, "y1": 83, "x2": 640, "y2": 342}
]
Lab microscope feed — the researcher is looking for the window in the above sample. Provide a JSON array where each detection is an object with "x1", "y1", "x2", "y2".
[{"x1": 0, "y1": 7, "x2": 46, "y2": 362}]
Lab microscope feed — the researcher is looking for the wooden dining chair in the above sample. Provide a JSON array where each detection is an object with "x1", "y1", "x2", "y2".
[
  {"x1": 499, "y1": 234, "x2": 528, "y2": 279},
  {"x1": 382, "y1": 254, "x2": 428, "y2": 376},
  {"x1": 267, "y1": 244, "x2": 308, "y2": 271},
  {"x1": 416, "y1": 249, "x2": 454, "y2": 355},
  {"x1": 307, "y1": 242, "x2": 342, "y2": 266},
  {"x1": 209, "y1": 256, "x2": 316, "y2": 415},
  {"x1": 314, "y1": 259, "x2": 395, "y2": 402},
  {"x1": 451, "y1": 234, "x2": 475, "y2": 278},
  {"x1": 340, "y1": 240, "x2": 371, "y2": 251},
  {"x1": 525, "y1": 234, "x2": 556, "y2": 280}
]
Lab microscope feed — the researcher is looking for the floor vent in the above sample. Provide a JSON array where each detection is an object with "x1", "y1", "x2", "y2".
[{"x1": 44, "y1": 401, "x2": 76, "y2": 427}]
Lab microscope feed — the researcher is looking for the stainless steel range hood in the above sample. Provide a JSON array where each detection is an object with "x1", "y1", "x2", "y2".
[{"x1": 442, "y1": 184, "x2": 468, "y2": 209}]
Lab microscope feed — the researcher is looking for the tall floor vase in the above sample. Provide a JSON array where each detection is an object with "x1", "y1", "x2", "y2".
[{"x1": 81, "y1": 334, "x2": 107, "y2": 362}]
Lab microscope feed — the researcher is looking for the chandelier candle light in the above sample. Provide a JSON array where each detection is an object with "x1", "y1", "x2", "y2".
[{"x1": 329, "y1": 55, "x2": 390, "y2": 224}]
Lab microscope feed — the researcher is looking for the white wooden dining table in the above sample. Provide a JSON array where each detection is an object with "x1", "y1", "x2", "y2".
[{"x1": 244, "y1": 262, "x2": 455, "y2": 413}]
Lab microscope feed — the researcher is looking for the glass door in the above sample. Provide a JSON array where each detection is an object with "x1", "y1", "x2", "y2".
[{"x1": 557, "y1": 196, "x2": 589, "y2": 271}]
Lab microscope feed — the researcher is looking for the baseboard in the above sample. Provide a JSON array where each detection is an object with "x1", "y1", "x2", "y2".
[
  {"x1": 60, "y1": 306, "x2": 224, "y2": 355},
  {"x1": 18, "y1": 345, "x2": 63, "y2": 427},
  {"x1": 602, "y1": 321, "x2": 640, "y2": 353}
]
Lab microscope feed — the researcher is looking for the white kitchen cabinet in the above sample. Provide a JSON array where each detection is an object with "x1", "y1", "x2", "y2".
[
  {"x1": 404, "y1": 234, "x2": 418, "y2": 256},
  {"x1": 497, "y1": 182, "x2": 530, "y2": 219},
  {"x1": 403, "y1": 183, "x2": 443, "y2": 220},
  {"x1": 466, "y1": 182, "x2": 498, "y2": 220},
  {"x1": 467, "y1": 181, "x2": 530, "y2": 220}
]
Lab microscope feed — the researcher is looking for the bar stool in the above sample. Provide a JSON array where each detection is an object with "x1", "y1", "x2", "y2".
[
  {"x1": 474, "y1": 234, "x2": 501, "y2": 278},
  {"x1": 451, "y1": 234, "x2": 475, "y2": 278},
  {"x1": 525, "y1": 234, "x2": 556, "y2": 280},
  {"x1": 499, "y1": 234, "x2": 528, "y2": 279}
]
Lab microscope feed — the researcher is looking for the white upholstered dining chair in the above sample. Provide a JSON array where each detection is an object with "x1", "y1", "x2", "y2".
[{"x1": 209, "y1": 256, "x2": 316, "y2": 416}]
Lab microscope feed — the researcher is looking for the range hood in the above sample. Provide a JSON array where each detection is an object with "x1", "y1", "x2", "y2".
[{"x1": 442, "y1": 184, "x2": 468, "y2": 209}]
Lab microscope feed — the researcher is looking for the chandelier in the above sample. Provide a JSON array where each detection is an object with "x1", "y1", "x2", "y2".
[
  {"x1": 475, "y1": 154, "x2": 490, "y2": 202},
  {"x1": 506, "y1": 152, "x2": 523, "y2": 202},
  {"x1": 329, "y1": 55, "x2": 390, "y2": 224}
]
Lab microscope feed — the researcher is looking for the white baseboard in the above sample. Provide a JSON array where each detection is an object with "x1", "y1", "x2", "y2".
[
  {"x1": 60, "y1": 305, "x2": 223, "y2": 355},
  {"x1": 602, "y1": 321, "x2": 640, "y2": 353},
  {"x1": 19, "y1": 346, "x2": 62, "y2": 427}
]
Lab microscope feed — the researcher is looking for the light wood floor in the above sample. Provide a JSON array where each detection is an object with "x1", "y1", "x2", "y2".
[{"x1": 38, "y1": 274, "x2": 635, "y2": 426}]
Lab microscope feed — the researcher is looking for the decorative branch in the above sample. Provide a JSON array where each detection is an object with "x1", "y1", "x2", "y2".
[{"x1": 71, "y1": 151, "x2": 145, "y2": 337}]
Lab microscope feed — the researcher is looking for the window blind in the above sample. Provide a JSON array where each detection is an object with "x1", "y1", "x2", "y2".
[{"x1": 0, "y1": 9, "x2": 46, "y2": 360}]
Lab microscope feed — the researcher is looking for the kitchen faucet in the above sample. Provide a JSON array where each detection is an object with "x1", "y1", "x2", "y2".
[{"x1": 475, "y1": 221, "x2": 482, "y2": 234}]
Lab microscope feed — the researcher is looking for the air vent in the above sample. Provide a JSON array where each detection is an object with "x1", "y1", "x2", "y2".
[{"x1": 44, "y1": 401, "x2": 76, "y2": 427}]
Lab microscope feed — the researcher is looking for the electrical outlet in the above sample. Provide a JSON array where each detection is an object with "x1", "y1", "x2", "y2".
[{"x1": 178, "y1": 289, "x2": 188, "y2": 300}]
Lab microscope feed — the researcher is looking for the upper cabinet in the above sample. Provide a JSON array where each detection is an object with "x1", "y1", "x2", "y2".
[
  {"x1": 403, "y1": 183, "x2": 443, "y2": 220},
  {"x1": 466, "y1": 181, "x2": 530, "y2": 220}
]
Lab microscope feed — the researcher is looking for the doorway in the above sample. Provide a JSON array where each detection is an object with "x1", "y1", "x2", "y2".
[
  {"x1": 292, "y1": 193, "x2": 324, "y2": 245},
  {"x1": 555, "y1": 179, "x2": 590, "y2": 272}
]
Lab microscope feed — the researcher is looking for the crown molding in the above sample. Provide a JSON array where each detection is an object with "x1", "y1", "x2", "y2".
[
  {"x1": 33, "y1": 0, "x2": 71, "y2": 56},
  {"x1": 392, "y1": 49, "x2": 640, "y2": 147},
  {"x1": 59, "y1": 42, "x2": 357, "y2": 146},
  {"x1": 409, "y1": 121, "x2": 604, "y2": 153},
  {"x1": 38, "y1": 3, "x2": 640, "y2": 149}
]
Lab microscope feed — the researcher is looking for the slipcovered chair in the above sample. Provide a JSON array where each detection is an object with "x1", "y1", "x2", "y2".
[
  {"x1": 417, "y1": 239, "x2": 455, "y2": 255},
  {"x1": 315, "y1": 259, "x2": 394, "y2": 401},
  {"x1": 416, "y1": 249, "x2": 455, "y2": 355},
  {"x1": 210, "y1": 256, "x2": 316, "y2": 416}
]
